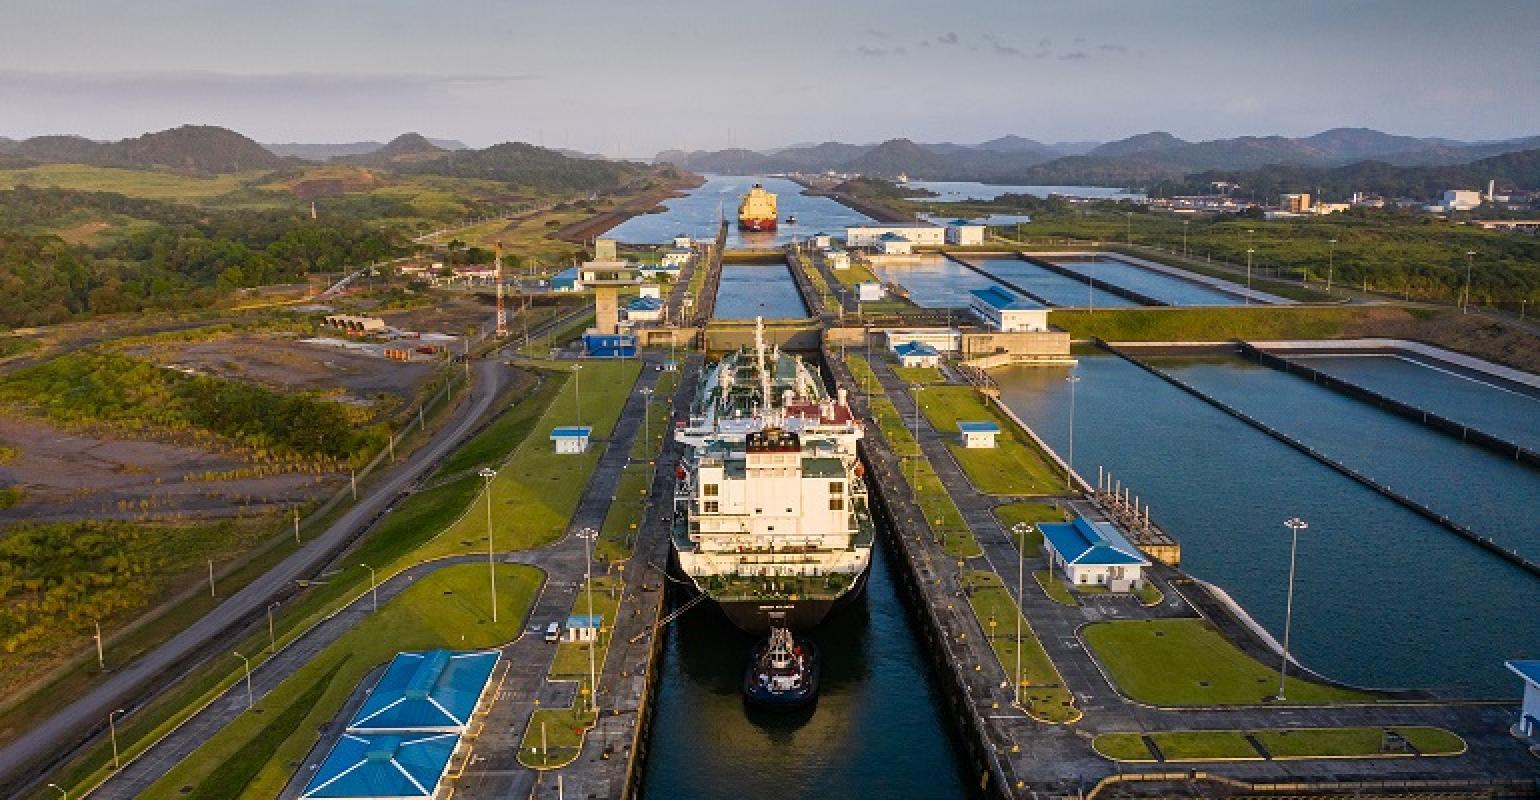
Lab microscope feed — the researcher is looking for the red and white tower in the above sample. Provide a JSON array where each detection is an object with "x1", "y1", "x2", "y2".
[{"x1": 494, "y1": 241, "x2": 508, "y2": 338}]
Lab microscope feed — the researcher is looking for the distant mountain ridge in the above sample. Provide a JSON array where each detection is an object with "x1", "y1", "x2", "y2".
[
  {"x1": 0, "y1": 125, "x2": 284, "y2": 173},
  {"x1": 263, "y1": 137, "x2": 468, "y2": 161},
  {"x1": 655, "y1": 127, "x2": 1540, "y2": 187}
]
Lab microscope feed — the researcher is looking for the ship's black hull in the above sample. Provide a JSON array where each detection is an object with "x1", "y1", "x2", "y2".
[{"x1": 668, "y1": 549, "x2": 869, "y2": 633}]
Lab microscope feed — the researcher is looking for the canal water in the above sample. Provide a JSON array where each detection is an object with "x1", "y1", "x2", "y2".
[
  {"x1": 994, "y1": 351, "x2": 1540, "y2": 695},
  {"x1": 640, "y1": 537, "x2": 981, "y2": 800},
  {"x1": 1147, "y1": 353, "x2": 1540, "y2": 563},
  {"x1": 609, "y1": 175, "x2": 875, "y2": 248},
  {"x1": 966, "y1": 255, "x2": 1138, "y2": 309},
  {"x1": 1291, "y1": 353, "x2": 1540, "y2": 454},
  {"x1": 867, "y1": 255, "x2": 1017, "y2": 309},
  {"x1": 903, "y1": 181, "x2": 1144, "y2": 203},
  {"x1": 713, "y1": 261, "x2": 810, "y2": 320},
  {"x1": 1049, "y1": 256, "x2": 1244, "y2": 306}
]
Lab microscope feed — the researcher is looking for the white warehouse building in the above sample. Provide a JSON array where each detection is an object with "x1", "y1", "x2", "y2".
[{"x1": 845, "y1": 225, "x2": 945, "y2": 248}]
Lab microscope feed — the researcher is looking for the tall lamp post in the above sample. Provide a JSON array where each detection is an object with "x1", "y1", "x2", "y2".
[
  {"x1": 1245, "y1": 248, "x2": 1256, "y2": 305},
  {"x1": 234, "y1": 650, "x2": 254, "y2": 708},
  {"x1": 108, "y1": 708, "x2": 125, "y2": 769},
  {"x1": 573, "y1": 363, "x2": 583, "y2": 425},
  {"x1": 1324, "y1": 238, "x2": 1337, "y2": 294},
  {"x1": 1276, "y1": 516, "x2": 1309, "y2": 700},
  {"x1": 1182, "y1": 219, "x2": 1190, "y2": 258},
  {"x1": 1065, "y1": 373, "x2": 1081, "y2": 492},
  {"x1": 1462, "y1": 250, "x2": 1476, "y2": 313},
  {"x1": 909, "y1": 385, "x2": 923, "y2": 493},
  {"x1": 479, "y1": 467, "x2": 499, "y2": 623},
  {"x1": 360, "y1": 563, "x2": 378, "y2": 611},
  {"x1": 640, "y1": 387, "x2": 655, "y2": 471},
  {"x1": 1011, "y1": 522, "x2": 1028, "y2": 708},
  {"x1": 577, "y1": 527, "x2": 599, "y2": 713},
  {"x1": 47, "y1": 783, "x2": 66, "y2": 799}
]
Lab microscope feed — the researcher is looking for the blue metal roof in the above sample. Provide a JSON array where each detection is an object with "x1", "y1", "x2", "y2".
[
  {"x1": 1038, "y1": 517, "x2": 1149, "y2": 567},
  {"x1": 893, "y1": 341, "x2": 940, "y2": 358},
  {"x1": 1508, "y1": 660, "x2": 1540, "y2": 686},
  {"x1": 626, "y1": 296, "x2": 663, "y2": 311},
  {"x1": 550, "y1": 426, "x2": 593, "y2": 438},
  {"x1": 877, "y1": 232, "x2": 910, "y2": 241},
  {"x1": 947, "y1": 219, "x2": 981, "y2": 227},
  {"x1": 301, "y1": 732, "x2": 457, "y2": 799},
  {"x1": 566, "y1": 614, "x2": 602, "y2": 628},
  {"x1": 550, "y1": 266, "x2": 580, "y2": 288},
  {"x1": 957, "y1": 420, "x2": 1000, "y2": 433},
  {"x1": 348, "y1": 650, "x2": 499, "y2": 733},
  {"x1": 970, "y1": 286, "x2": 1041, "y2": 311}
]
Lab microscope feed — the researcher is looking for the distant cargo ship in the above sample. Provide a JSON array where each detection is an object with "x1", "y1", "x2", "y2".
[{"x1": 738, "y1": 183, "x2": 778, "y2": 232}]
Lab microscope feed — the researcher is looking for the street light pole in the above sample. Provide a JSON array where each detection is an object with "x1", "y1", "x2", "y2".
[
  {"x1": 267, "y1": 602, "x2": 279, "y2": 652},
  {"x1": 1462, "y1": 250, "x2": 1476, "y2": 313},
  {"x1": 108, "y1": 708, "x2": 125, "y2": 769},
  {"x1": 1245, "y1": 248, "x2": 1256, "y2": 305},
  {"x1": 94, "y1": 620, "x2": 105, "y2": 670},
  {"x1": 1065, "y1": 373, "x2": 1081, "y2": 492},
  {"x1": 47, "y1": 783, "x2": 66, "y2": 799},
  {"x1": 578, "y1": 527, "x2": 599, "y2": 713},
  {"x1": 234, "y1": 651, "x2": 254, "y2": 708},
  {"x1": 1326, "y1": 238, "x2": 1337, "y2": 294},
  {"x1": 1182, "y1": 219, "x2": 1190, "y2": 258},
  {"x1": 479, "y1": 467, "x2": 499, "y2": 623},
  {"x1": 360, "y1": 563, "x2": 377, "y2": 612},
  {"x1": 1011, "y1": 522, "x2": 1027, "y2": 709},
  {"x1": 1277, "y1": 517, "x2": 1309, "y2": 700},
  {"x1": 909, "y1": 385, "x2": 923, "y2": 494}
]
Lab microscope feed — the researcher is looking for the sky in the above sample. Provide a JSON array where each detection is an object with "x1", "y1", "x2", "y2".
[{"x1": 1, "y1": 0, "x2": 1537, "y2": 157}]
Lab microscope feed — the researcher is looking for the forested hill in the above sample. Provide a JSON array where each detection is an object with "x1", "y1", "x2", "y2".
[
  {"x1": 0, "y1": 126, "x2": 285, "y2": 173},
  {"x1": 400, "y1": 141, "x2": 653, "y2": 193},
  {"x1": 1155, "y1": 147, "x2": 1540, "y2": 202},
  {"x1": 0, "y1": 186, "x2": 402, "y2": 327}
]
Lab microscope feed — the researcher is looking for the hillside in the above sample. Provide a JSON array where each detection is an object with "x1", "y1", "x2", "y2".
[
  {"x1": 264, "y1": 137, "x2": 467, "y2": 160},
  {"x1": 400, "y1": 141, "x2": 650, "y2": 193},
  {"x1": 1164, "y1": 147, "x2": 1540, "y2": 202},
  {"x1": 337, "y1": 133, "x2": 446, "y2": 166},
  {"x1": 0, "y1": 126, "x2": 284, "y2": 173}
]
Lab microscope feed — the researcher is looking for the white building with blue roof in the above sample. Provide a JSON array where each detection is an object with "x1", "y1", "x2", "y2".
[
  {"x1": 945, "y1": 219, "x2": 987, "y2": 246},
  {"x1": 348, "y1": 650, "x2": 500, "y2": 734},
  {"x1": 892, "y1": 340, "x2": 941, "y2": 368},
  {"x1": 566, "y1": 613, "x2": 602, "y2": 642},
  {"x1": 956, "y1": 420, "x2": 999, "y2": 449},
  {"x1": 969, "y1": 286, "x2": 1049, "y2": 333},
  {"x1": 300, "y1": 731, "x2": 459, "y2": 800},
  {"x1": 550, "y1": 426, "x2": 593, "y2": 454},
  {"x1": 1038, "y1": 517, "x2": 1149, "y2": 592},
  {"x1": 624, "y1": 295, "x2": 664, "y2": 323},
  {"x1": 876, "y1": 231, "x2": 914, "y2": 255},
  {"x1": 1506, "y1": 660, "x2": 1540, "y2": 738}
]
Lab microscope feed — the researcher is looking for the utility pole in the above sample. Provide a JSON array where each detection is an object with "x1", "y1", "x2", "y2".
[
  {"x1": 1462, "y1": 250, "x2": 1476, "y2": 313},
  {"x1": 234, "y1": 651, "x2": 254, "y2": 708},
  {"x1": 360, "y1": 563, "x2": 378, "y2": 611},
  {"x1": 578, "y1": 528, "x2": 599, "y2": 713},
  {"x1": 1277, "y1": 517, "x2": 1309, "y2": 700},
  {"x1": 1012, "y1": 523, "x2": 1027, "y2": 709},
  {"x1": 480, "y1": 468, "x2": 499, "y2": 623},
  {"x1": 109, "y1": 708, "x2": 125, "y2": 769},
  {"x1": 94, "y1": 621, "x2": 105, "y2": 670},
  {"x1": 1326, "y1": 238, "x2": 1337, "y2": 294},
  {"x1": 1065, "y1": 373, "x2": 1081, "y2": 492},
  {"x1": 207, "y1": 558, "x2": 216, "y2": 598},
  {"x1": 267, "y1": 602, "x2": 279, "y2": 652}
]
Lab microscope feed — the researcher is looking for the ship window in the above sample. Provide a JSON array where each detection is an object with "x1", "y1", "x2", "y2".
[
  {"x1": 703, "y1": 483, "x2": 718, "y2": 497},
  {"x1": 828, "y1": 481, "x2": 843, "y2": 494},
  {"x1": 829, "y1": 497, "x2": 844, "y2": 511},
  {"x1": 704, "y1": 501, "x2": 719, "y2": 514}
]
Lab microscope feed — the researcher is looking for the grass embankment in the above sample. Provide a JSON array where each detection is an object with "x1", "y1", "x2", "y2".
[
  {"x1": 844, "y1": 353, "x2": 881, "y2": 397},
  {"x1": 597, "y1": 464, "x2": 650, "y2": 562},
  {"x1": 431, "y1": 370, "x2": 554, "y2": 479},
  {"x1": 519, "y1": 576, "x2": 622, "y2": 769},
  {"x1": 37, "y1": 366, "x2": 562, "y2": 799},
  {"x1": 1083, "y1": 619, "x2": 1377, "y2": 706},
  {"x1": 424, "y1": 360, "x2": 639, "y2": 558},
  {"x1": 142, "y1": 563, "x2": 542, "y2": 798},
  {"x1": 890, "y1": 365, "x2": 945, "y2": 385},
  {"x1": 863, "y1": 387, "x2": 980, "y2": 559},
  {"x1": 1048, "y1": 305, "x2": 1391, "y2": 343},
  {"x1": 1033, "y1": 570, "x2": 1078, "y2": 606},
  {"x1": 1092, "y1": 726, "x2": 1464, "y2": 762},
  {"x1": 0, "y1": 164, "x2": 263, "y2": 201},
  {"x1": 913, "y1": 385, "x2": 1065, "y2": 496},
  {"x1": 518, "y1": 310, "x2": 595, "y2": 357},
  {"x1": 961, "y1": 571, "x2": 1077, "y2": 723},
  {"x1": 830, "y1": 258, "x2": 882, "y2": 286}
]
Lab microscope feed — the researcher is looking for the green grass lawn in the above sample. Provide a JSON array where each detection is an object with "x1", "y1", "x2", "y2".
[
  {"x1": 1093, "y1": 726, "x2": 1463, "y2": 763},
  {"x1": 890, "y1": 365, "x2": 945, "y2": 385},
  {"x1": 142, "y1": 563, "x2": 542, "y2": 799},
  {"x1": 831, "y1": 259, "x2": 882, "y2": 286},
  {"x1": 425, "y1": 360, "x2": 640, "y2": 557},
  {"x1": 961, "y1": 571, "x2": 1077, "y2": 722},
  {"x1": 844, "y1": 354, "x2": 882, "y2": 399},
  {"x1": 431, "y1": 369, "x2": 549, "y2": 478},
  {"x1": 914, "y1": 386, "x2": 1065, "y2": 495},
  {"x1": 597, "y1": 464, "x2": 650, "y2": 561},
  {"x1": 0, "y1": 164, "x2": 268, "y2": 201},
  {"x1": 550, "y1": 577, "x2": 622, "y2": 677},
  {"x1": 628, "y1": 369, "x2": 677, "y2": 461},
  {"x1": 994, "y1": 503, "x2": 1067, "y2": 557},
  {"x1": 519, "y1": 576, "x2": 622, "y2": 769},
  {"x1": 1033, "y1": 570, "x2": 1078, "y2": 606},
  {"x1": 1047, "y1": 305, "x2": 1394, "y2": 343},
  {"x1": 1082, "y1": 619, "x2": 1378, "y2": 706}
]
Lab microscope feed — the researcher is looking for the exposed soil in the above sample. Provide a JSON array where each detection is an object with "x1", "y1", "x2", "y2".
[
  {"x1": 0, "y1": 416, "x2": 338, "y2": 524},
  {"x1": 1345, "y1": 307, "x2": 1540, "y2": 374}
]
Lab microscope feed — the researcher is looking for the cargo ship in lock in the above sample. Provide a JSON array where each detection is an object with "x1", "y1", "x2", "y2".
[
  {"x1": 671, "y1": 319, "x2": 873, "y2": 632},
  {"x1": 737, "y1": 183, "x2": 778, "y2": 232}
]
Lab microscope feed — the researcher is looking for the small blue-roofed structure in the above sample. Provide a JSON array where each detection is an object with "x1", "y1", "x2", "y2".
[
  {"x1": 1038, "y1": 517, "x2": 1149, "y2": 591},
  {"x1": 581, "y1": 332, "x2": 637, "y2": 358},
  {"x1": 625, "y1": 295, "x2": 664, "y2": 323},
  {"x1": 892, "y1": 340, "x2": 941, "y2": 368},
  {"x1": 945, "y1": 219, "x2": 987, "y2": 246},
  {"x1": 550, "y1": 426, "x2": 593, "y2": 455},
  {"x1": 957, "y1": 420, "x2": 1000, "y2": 449},
  {"x1": 301, "y1": 732, "x2": 458, "y2": 800},
  {"x1": 969, "y1": 286, "x2": 1048, "y2": 332},
  {"x1": 876, "y1": 231, "x2": 914, "y2": 255},
  {"x1": 348, "y1": 650, "x2": 499, "y2": 734},
  {"x1": 566, "y1": 613, "x2": 602, "y2": 643},
  {"x1": 1506, "y1": 660, "x2": 1540, "y2": 737}
]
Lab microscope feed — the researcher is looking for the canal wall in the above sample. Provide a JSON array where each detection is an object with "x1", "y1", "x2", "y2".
[
  {"x1": 1238, "y1": 342, "x2": 1540, "y2": 469},
  {"x1": 692, "y1": 221, "x2": 727, "y2": 324},
  {"x1": 1015, "y1": 253, "x2": 1170, "y2": 306},
  {"x1": 819, "y1": 345, "x2": 1015, "y2": 799},
  {"x1": 1102, "y1": 342, "x2": 1540, "y2": 579},
  {"x1": 941, "y1": 252, "x2": 1057, "y2": 307}
]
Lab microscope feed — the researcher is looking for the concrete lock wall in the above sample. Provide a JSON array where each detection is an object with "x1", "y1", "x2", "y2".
[
  {"x1": 961, "y1": 330, "x2": 1071, "y2": 357},
  {"x1": 704, "y1": 324, "x2": 823, "y2": 352}
]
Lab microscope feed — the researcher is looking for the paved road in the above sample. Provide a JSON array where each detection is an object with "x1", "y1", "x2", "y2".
[{"x1": 0, "y1": 354, "x2": 522, "y2": 796}]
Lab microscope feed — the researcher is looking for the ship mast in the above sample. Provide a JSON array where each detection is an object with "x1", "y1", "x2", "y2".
[{"x1": 754, "y1": 316, "x2": 772, "y2": 416}]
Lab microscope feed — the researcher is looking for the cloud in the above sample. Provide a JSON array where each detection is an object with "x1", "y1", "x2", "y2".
[
  {"x1": 992, "y1": 42, "x2": 1025, "y2": 58},
  {"x1": 865, "y1": 28, "x2": 890, "y2": 39},
  {"x1": 1099, "y1": 43, "x2": 1128, "y2": 54},
  {"x1": 855, "y1": 45, "x2": 906, "y2": 58},
  {"x1": 0, "y1": 69, "x2": 536, "y2": 94},
  {"x1": 1058, "y1": 51, "x2": 1088, "y2": 61},
  {"x1": 1038, "y1": 37, "x2": 1052, "y2": 49},
  {"x1": 935, "y1": 31, "x2": 959, "y2": 45},
  {"x1": 1225, "y1": 95, "x2": 1265, "y2": 113}
]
